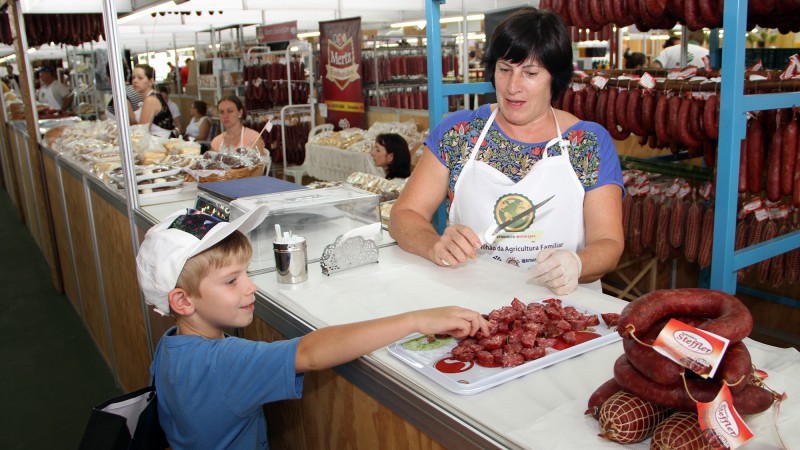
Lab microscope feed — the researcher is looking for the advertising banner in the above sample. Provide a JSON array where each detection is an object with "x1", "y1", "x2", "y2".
[
  {"x1": 256, "y1": 21, "x2": 298, "y2": 44},
  {"x1": 319, "y1": 17, "x2": 365, "y2": 129}
]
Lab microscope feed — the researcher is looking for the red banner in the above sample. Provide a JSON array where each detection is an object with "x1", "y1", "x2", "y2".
[
  {"x1": 256, "y1": 21, "x2": 298, "y2": 44},
  {"x1": 319, "y1": 17, "x2": 365, "y2": 130}
]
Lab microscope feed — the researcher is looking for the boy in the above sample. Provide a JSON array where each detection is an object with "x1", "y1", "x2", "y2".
[{"x1": 136, "y1": 206, "x2": 488, "y2": 449}]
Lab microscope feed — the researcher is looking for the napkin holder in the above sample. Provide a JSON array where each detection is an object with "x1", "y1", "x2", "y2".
[{"x1": 320, "y1": 235, "x2": 379, "y2": 276}]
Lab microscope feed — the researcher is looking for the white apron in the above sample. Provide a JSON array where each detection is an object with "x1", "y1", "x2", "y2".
[
  {"x1": 38, "y1": 85, "x2": 61, "y2": 110},
  {"x1": 449, "y1": 106, "x2": 601, "y2": 291}
]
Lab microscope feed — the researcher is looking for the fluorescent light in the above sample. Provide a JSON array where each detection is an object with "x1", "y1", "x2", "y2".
[
  {"x1": 0, "y1": 55, "x2": 16, "y2": 63},
  {"x1": 118, "y1": 1, "x2": 176, "y2": 25},
  {"x1": 391, "y1": 14, "x2": 484, "y2": 28},
  {"x1": 297, "y1": 31, "x2": 320, "y2": 39}
]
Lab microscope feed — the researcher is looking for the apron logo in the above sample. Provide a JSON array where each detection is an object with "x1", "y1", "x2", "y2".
[{"x1": 493, "y1": 194, "x2": 535, "y2": 232}]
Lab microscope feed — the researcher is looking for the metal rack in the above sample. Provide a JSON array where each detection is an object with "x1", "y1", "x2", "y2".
[
  {"x1": 67, "y1": 47, "x2": 102, "y2": 120},
  {"x1": 711, "y1": 0, "x2": 800, "y2": 294}
]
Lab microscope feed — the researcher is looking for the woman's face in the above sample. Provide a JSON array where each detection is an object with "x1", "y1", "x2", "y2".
[
  {"x1": 494, "y1": 58, "x2": 553, "y2": 127},
  {"x1": 370, "y1": 142, "x2": 393, "y2": 168},
  {"x1": 131, "y1": 68, "x2": 152, "y2": 94},
  {"x1": 218, "y1": 100, "x2": 241, "y2": 128}
]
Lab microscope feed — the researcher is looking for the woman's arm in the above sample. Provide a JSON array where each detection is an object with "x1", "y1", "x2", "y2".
[
  {"x1": 137, "y1": 96, "x2": 160, "y2": 126},
  {"x1": 125, "y1": 99, "x2": 136, "y2": 126},
  {"x1": 197, "y1": 117, "x2": 211, "y2": 141},
  {"x1": 209, "y1": 134, "x2": 223, "y2": 152},
  {"x1": 389, "y1": 148, "x2": 481, "y2": 266},
  {"x1": 577, "y1": 184, "x2": 624, "y2": 283},
  {"x1": 295, "y1": 306, "x2": 488, "y2": 372}
]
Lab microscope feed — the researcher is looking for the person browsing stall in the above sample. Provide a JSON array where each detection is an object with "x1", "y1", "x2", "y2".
[
  {"x1": 389, "y1": 7, "x2": 624, "y2": 295},
  {"x1": 131, "y1": 64, "x2": 176, "y2": 138},
  {"x1": 105, "y1": 62, "x2": 142, "y2": 125},
  {"x1": 653, "y1": 30, "x2": 709, "y2": 68},
  {"x1": 36, "y1": 66, "x2": 73, "y2": 112},
  {"x1": 183, "y1": 100, "x2": 212, "y2": 153},
  {"x1": 210, "y1": 95, "x2": 267, "y2": 156},
  {"x1": 136, "y1": 207, "x2": 488, "y2": 450},
  {"x1": 158, "y1": 85, "x2": 182, "y2": 133},
  {"x1": 370, "y1": 133, "x2": 411, "y2": 179}
]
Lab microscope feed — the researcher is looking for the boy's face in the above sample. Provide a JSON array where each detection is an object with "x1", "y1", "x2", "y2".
[{"x1": 188, "y1": 259, "x2": 257, "y2": 332}]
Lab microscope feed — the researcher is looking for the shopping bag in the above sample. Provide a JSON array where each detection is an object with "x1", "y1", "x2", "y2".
[{"x1": 77, "y1": 385, "x2": 168, "y2": 450}]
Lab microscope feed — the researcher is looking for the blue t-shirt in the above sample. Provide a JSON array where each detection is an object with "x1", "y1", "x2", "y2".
[
  {"x1": 151, "y1": 327, "x2": 304, "y2": 449},
  {"x1": 424, "y1": 104, "x2": 624, "y2": 214}
]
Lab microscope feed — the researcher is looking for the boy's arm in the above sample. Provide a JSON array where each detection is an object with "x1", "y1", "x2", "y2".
[{"x1": 294, "y1": 306, "x2": 488, "y2": 373}]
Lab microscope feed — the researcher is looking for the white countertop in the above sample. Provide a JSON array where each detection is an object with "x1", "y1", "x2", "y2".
[{"x1": 251, "y1": 245, "x2": 800, "y2": 449}]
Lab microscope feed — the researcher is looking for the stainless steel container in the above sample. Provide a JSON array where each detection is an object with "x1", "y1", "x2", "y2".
[{"x1": 273, "y1": 238, "x2": 308, "y2": 283}]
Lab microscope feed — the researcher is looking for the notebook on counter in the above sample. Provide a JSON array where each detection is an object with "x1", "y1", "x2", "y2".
[{"x1": 197, "y1": 176, "x2": 306, "y2": 203}]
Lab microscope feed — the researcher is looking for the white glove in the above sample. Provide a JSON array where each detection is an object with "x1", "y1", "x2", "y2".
[{"x1": 530, "y1": 249, "x2": 582, "y2": 295}]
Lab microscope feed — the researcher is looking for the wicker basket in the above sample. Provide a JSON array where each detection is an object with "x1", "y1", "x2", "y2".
[{"x1": 184, "y1": 163, "x2": 265, "y2": 183}]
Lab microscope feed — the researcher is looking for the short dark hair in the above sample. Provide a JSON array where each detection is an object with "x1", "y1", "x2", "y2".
[
  {"x1": 218, "y1": 95, "x2": 246, "y2": 120},
  {"x1": 192, "y1": 100, "x2": 208, "y2": 115},
  {"x1": 688, "y1": 30, "x2": 706, "y2": 45},
  {"x1": 134, "y1": 64, "x2": 156, "y2": 80},
  {"x1": 482, "y1": 7, "x2": 573, "y2": 101},
  {"x1": 157, "y1": 85, "x2": 170, "y2": 95},
  {"x1": 626, "y1": 52, "x2": 646, "y2": 69},
  {"x1": 376, "y1": 133, "x2": 411, "y2": 179}
]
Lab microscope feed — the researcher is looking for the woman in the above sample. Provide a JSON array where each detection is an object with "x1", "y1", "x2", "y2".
[
  {"x1": 370, "y1": 133, "x2": 411, "y2": 179},
  {"x1": 131, "y1": 64, "x2": 176, "y2": 138},
  {"x1": 105, "y1": 62, "x2": 142, "y2": 126},
  {"x1": 209, "y1": 95, "x2": 266, "y2": 155},
  {"x1": 183, "y1": 100, "x2": 212, "y2": 153},
  {"x1": 389, "y1": 7, "x2": 624, "y2": 295}
]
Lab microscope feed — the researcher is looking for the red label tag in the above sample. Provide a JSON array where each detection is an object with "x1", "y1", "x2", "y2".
[
  {"x1": 742, "y1": 197, "x2": 762, "y2": 213},
  {"x1": 779, "y1": 54, "x2": 800, "y2": 80},
  {"x1": 677, "y1": 181, "x2": 692, "y2": 199},
  {"x1": 702, "y1": 55, "x2": 711, "y2": 72},
  {"x1": 574, "y1": 70, "x2": 588, "y2": 80},
  {"x1": 638, "y1": 72, "x2": 657, "y2": 90},
  {"x1": 697, "y1": 384, "x2": 754, "y2": 449},
  {"x1": 591, "y1": 76, "x2": 608, "y2": 90},
  {"x1": 699, "y1": 181, "x2": 713, "y2": 200},
  {"x1": 754, "y1": 207, "x2": 769, "y2": 222},
  {"x1": 748, "y1": 59, "x2": 763, "y2": 72},
  {"x1": 652, "y1": 319, "x2": 730, "y2": 378}
]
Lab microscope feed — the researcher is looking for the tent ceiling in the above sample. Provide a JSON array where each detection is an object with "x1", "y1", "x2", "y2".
[{"x1": 9, "y1": 0, "x2": 528, "y2": 54}]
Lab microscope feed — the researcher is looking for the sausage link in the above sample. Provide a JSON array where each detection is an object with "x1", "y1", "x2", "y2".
[
  {"x1": 598, "y1": 391, "x2": 672, "y2": 444},
  {"x1": 667, "y1": 95, "x2": 683, "y2": 144},
  {"x1": 781, "y1": 119, "x2": 798, "y2": 196},
  {"x1": 704, "y1": 94, "x2": 719, "y2": 140},
  {"x1": 697, "y1": 206, "x2": 714, "y2": 269},
  {"x1": 623, "y1": 190, "x2": 634, "y2": 242},
  {"x1": 641, "y1": 196, "x2": 657, "y2": 249},
  {"x1": 656, "y1": 201, "x2": 673, "y2": 261},
  {"x1": 767, "y1": 128, "x2": 783, "y2": 202},
  {"x1": 584, "y1": 86, "x2": 597, "y2": 122},
  {"x1": 689, "y1": 97, "x2": 706, "y2": 143},
  {"x1": 595, "y1": 88, "x2": 608, "y2": 127},
  {"x1": 651, "y1": 412, "x2": 714, "y2": 450},
  {"x1": 678, "y1": 97, "x2": 702, "y2": 148},
  {"x1": 669, "y1": 198, "x2": 687, "y2": 249},
  {"x1": 607, "y1": 88, "x2": 631, "y2": 140},
  {"x1": 655, "y1": 93, "x2": 670, "y2": 146},
  {"x1": 716, "y1": 341, "x2": 752, "y2": 394},
  {"x1": 683, "y1": 201, "x2": 702, "y2": 263},
  {"x1": 573, "y1": 88, "x2": 587, "y2": 121},
  {"x1": 739, "y1": 137, "x2": 748, "y2": 193},
  {"x1": 747, "y1": 117, "x2": 765, "y2": 194},
  {"x1": 627, "y1": 89, "x2": 647, "y2": 136},
  {"x1": 631, "y1": 198, "x2": 644, "y2": 257},
  {"x1": 615, "y1": 88, "x2": 631, "y2": 134},
  {"x1": 586, "y1": 378, "x2": 623, "y2": 419},
  {"x1": 589, "y1": 0, "x2": 610, "y2": 26},
  {"x1": 617, "y1": 288, "x2": 754, "y2": 343},
  {"x1": 769, "y1": 223, "x2": 787, "y2": 287},
  {"x1": 562, "y1": 85, "x2": 575, "y2": 115},
  {"x1": 641, "y1": 91, "x2": 656, "y2": 134}
]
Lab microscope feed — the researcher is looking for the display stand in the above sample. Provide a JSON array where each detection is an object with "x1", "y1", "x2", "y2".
[
  {"x1": 711, "y1": 0, "x2": 800, "y2": 294},
  {"x1": 68, "y1": 46, "x2": 102, "y2": 120}
]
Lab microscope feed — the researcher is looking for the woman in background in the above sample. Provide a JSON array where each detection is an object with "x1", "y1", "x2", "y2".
[
  {"x1": 131, "y1": 64, "x2": 176, "y2": 138},
  {"x1": 370, "y1": 133, "x2": 411, "y2": 179},
  {"x1": 183, "y1": 100, "x2": 212, "y2": 153},
  {"x1": 209, "y1": 95, "x2": 266, "y2": 155}
]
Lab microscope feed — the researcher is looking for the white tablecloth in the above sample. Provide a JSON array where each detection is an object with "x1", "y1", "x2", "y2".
[
  {"x1": 251, "y1": 246, "x2": 800, "y2": 449},
  {"x1": 304, "y1": 142, "x2": 385, "y2": 182}
]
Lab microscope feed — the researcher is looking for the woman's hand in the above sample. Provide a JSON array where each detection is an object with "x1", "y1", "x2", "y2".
[
  {"x1": 530, "y1": 249, "x2": 582, "y2": 295},
  {"x1": 430, "y1": 224, "x2": 482, "y2": 267}
]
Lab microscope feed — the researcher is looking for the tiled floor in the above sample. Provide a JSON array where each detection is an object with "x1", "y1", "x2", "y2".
[{"x1": 0, "y1": 190, "x2": 121, "y2": 449}]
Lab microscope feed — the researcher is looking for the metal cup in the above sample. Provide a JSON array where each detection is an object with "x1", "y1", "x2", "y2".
[{"x1": 273, "y1": 238, "x2": 308, "y2": 284}]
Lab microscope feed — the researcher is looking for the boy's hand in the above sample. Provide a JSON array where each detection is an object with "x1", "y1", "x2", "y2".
[{"x1": 412, "y1": 306, "x2": 489, "y2": 339}]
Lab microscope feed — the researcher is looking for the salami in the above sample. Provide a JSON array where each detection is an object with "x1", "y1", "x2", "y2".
[
  {"x1": 615, "y1": 88, "x2": 631, "y2": 134},
  {"x1": 584, "y1": 87, "x2": 597, "y2": 122},
  {"x1": 586, "y1": 378, "x2": 623, "y2": 419},
  {"x1": 678, "y1": 97, "x2": 702, "y2": 148},
  {"x1": 617, "y1": 288, "x2": 754, "y2": 343},
  {"x1": 747, "y1": 117, "x2": 764, "y2": 194},
  {"x1": 641, "y1": 91, "x2": 656, "y2": 134},
  {"x1": 598, "y1": 391, "x2": 671, "y2": 444},
  {"x1": 627, "y1": 89, "x2": 646, "y2": 136},
  {"x1": 655, "y1": 93, "x2": 670, "y2": 146},
  {"x1": 704, "y1": 94, "x2": 719, "y2": 140},
  {"x1": 781, "y1": 119, "x2": 798, "y2": 196},
  {"x1": 767, "y1": 129, "x2": 783, "y2": 202}
]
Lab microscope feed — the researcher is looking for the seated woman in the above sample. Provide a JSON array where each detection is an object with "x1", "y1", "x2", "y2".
[
  {"x1": 370, "y1": 133, "x2": 411, "y2": 179},
  {"x1": 209, "y1": 95, "x2": 266, "y2": 156},
  {"x1": 183, "y1": 100, "x2": 212, "y2": 153},
  {"x1": 131, "y1": 64, "x2": 176, "y2": 138}
]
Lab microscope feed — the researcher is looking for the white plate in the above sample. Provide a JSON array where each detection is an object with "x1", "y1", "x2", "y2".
[{"x1": 387, "y1": 298, "x2": 621, "y2": 395}]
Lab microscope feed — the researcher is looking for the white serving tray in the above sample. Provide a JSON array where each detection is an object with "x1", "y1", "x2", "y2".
[{"x1": 387, "y1": 299, "x2": 621, "y2": 395}]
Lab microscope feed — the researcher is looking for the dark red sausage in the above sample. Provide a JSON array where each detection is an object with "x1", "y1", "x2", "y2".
[
  {"x1": 617, "y1": 288, "x2": 754, "y2": 343},
  {"x1": 678, "y1": 97, "x2": 702, "y2": 148},
  {"x1": 607, "y1": 88, "x2": 631, "y2": 141},
  {"x1": 733, "y1": 383, "x2": 779, "y2": 415},
  {"x1": 614, "y1": 354, "x2": 719, "y2": 411},
  {"x1": 615, "y1": 88, "x2": 631, "y2": 134},
  {"x1": 668, "y1": 95, "x2": 682, "y2": 143},
  {"x1": 767, "y1": 126, "x2": 783, "y2": 202},
  {"x1": 596, "y1": 88, "x2": 608, "y2": 127},
  {"x1": 747, "y1": 117, "x2": 764, "y2": 194},
  {"x1": 586, "y1": 378, "x2": 623, "y2": 419},
  {"x1": 641, "y1": 91, "x2": 655, "y2": 134},
  {"x1": 573, "y1": 89, "x2": 587, "y2": 121},
  {"x1": 627, "y1": 89, "x2": 646, "y2": 136},
  {"x1": 584, "y1": 87, "x2": 597, "y2": 122},
  {"x1": 716, "y1": 341, "x2": 752, "y2": 394},
  {"x1": 562, "y1": 86, "x2": 575, "y2": 115},
  {"x1": 655, "y1": 93, "x2": 670, "y2": 146},
  {"x1": 704, "y1": 94, "x2": 719, "y2": 140},
  {"x1": 781, "y1": 119, "x2": 798, "y2": 196},
  {"x1": 739, "y1": 138, "x2": 748, "y2": 193},
  {"x1": 689, "y1": 97, "x2": 706, "y2": 142},
  {"x1": 589, "y1": 0, "x2": 609, "y2": 26}
]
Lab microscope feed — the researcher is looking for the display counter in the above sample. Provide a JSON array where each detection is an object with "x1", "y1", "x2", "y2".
[
  {"x1": 11, "y1": 131, "x2": 799, "y2": 449},
  {"x1": 304, "y1": 142, "x2": 386, "y2": 182}
]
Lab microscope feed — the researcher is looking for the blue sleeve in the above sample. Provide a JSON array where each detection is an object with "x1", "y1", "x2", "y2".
[
  {"x1": 588, "y1": 122, "x2": 624, "y2": 195},
  {"x1": 424, "y1": 109, "x2": 477, "y2": 166},
  {"x1": 217, "y1": 337, "x2": 304, "y2": 415}
]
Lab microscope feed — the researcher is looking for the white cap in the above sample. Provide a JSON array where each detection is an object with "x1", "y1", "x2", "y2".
[{"x1": 135, "y1": 205, "x2": 269, "y2": 316}]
